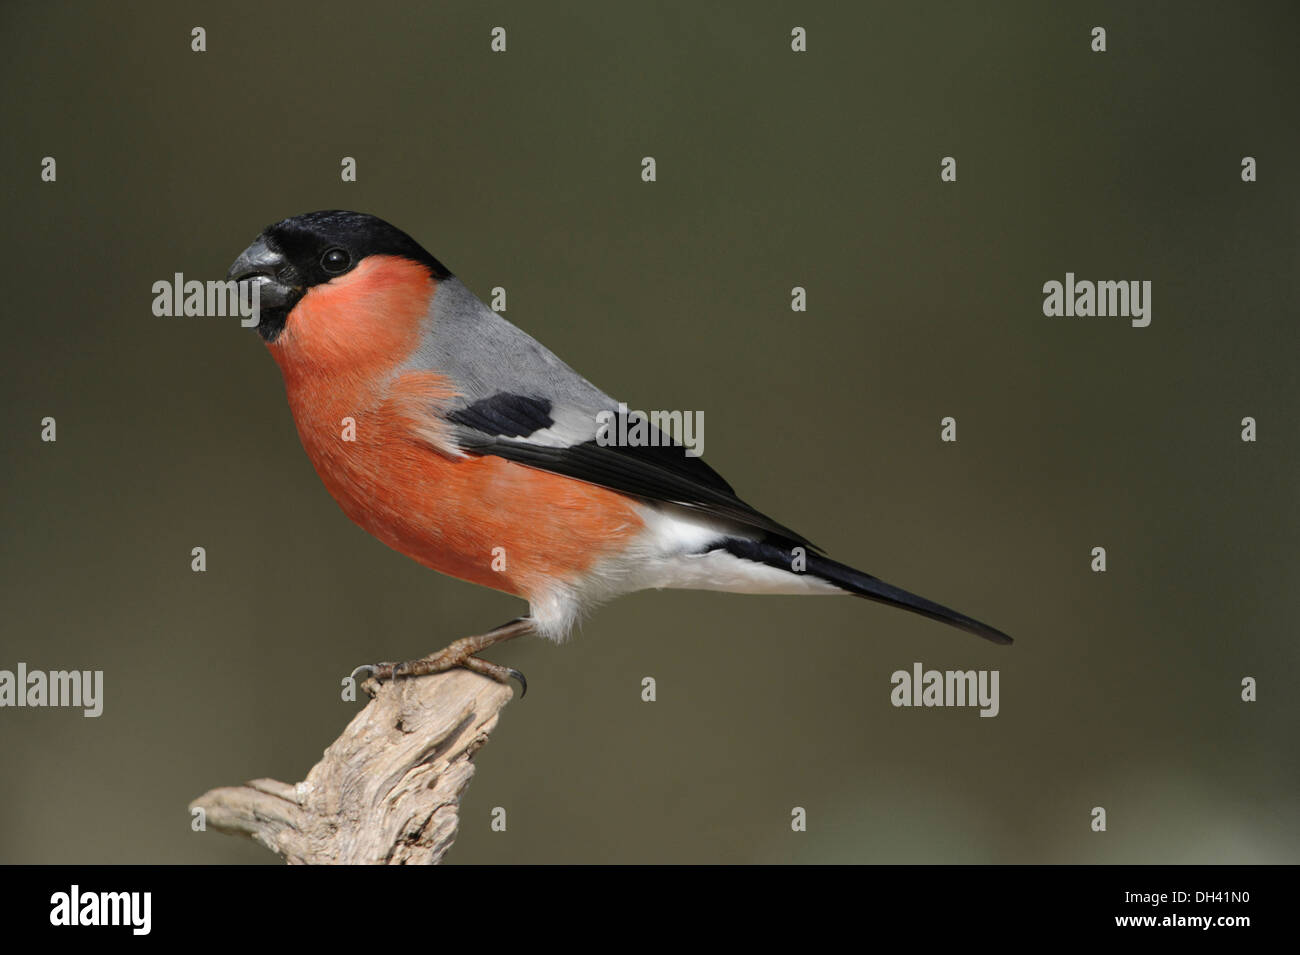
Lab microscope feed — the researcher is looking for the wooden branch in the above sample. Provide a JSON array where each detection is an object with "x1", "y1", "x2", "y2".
[{"x1": 190, "y1": 669, "x2": 514, "y2": 864}]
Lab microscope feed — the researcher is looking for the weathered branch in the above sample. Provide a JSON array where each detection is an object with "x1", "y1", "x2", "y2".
[{"x1": 190, "y1": 669, "x2": 513, "y2": 864}]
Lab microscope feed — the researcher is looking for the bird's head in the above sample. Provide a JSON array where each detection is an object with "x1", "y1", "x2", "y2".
[{"x1": 227, "y1": 210, "x2": 451, "y2": 372}]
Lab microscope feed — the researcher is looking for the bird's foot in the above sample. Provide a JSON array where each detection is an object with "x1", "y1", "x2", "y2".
[{"x1": 350, "y1": 619, "x2": 533, "y2": 697}]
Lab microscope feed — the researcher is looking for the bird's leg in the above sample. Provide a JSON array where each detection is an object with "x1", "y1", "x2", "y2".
[{"x1": 357, "y1": 617, "x2": 535, "y2": 696}]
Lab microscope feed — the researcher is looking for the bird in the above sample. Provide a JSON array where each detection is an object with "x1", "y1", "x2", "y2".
[{"x1": 227, "y1": 210, "x2": 1010, "y2": 694}]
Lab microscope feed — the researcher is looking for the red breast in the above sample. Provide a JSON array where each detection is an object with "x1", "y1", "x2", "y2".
[{"x1": 267, "y1": 256, "x2": 644, "y2": 599}]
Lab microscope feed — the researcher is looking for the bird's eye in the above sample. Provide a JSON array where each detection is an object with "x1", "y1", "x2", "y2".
[{"x1": 321, "y1": 248, "x2": 351, "y2": 274}]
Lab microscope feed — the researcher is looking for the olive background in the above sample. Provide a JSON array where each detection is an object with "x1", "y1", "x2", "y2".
[{"x1": 1, "y1": 1, "x2": 1296, "y2": 864}]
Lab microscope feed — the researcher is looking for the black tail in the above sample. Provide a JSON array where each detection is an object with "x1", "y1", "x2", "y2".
[{"x1": 718, "y1": 538, "x2": 1013, "y2": 645}]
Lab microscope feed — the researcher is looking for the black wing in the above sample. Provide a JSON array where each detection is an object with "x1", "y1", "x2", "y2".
[{"x1": 447, "y1": 396, "x2": 819, "y2": 550}]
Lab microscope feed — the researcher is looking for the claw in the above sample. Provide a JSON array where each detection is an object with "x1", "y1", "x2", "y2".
[
  {"x1": 507, "y1": 667, "x2": 527, "y2": 699},
  {"x1": 352, "y1": 662, "x2": 399, "y2": 683},
  {"x1": 350, "y1": 664, "x2": 377, "y2": 683}
]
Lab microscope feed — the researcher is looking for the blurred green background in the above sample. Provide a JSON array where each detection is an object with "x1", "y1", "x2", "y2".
[{"x1": 1, "y1": 1, "x2": 1296, "y2": 864}]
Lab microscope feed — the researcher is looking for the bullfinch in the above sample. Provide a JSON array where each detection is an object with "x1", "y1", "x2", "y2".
[{"x1": 227, "y1": 210, "x2": 1010, "y2": 693}]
